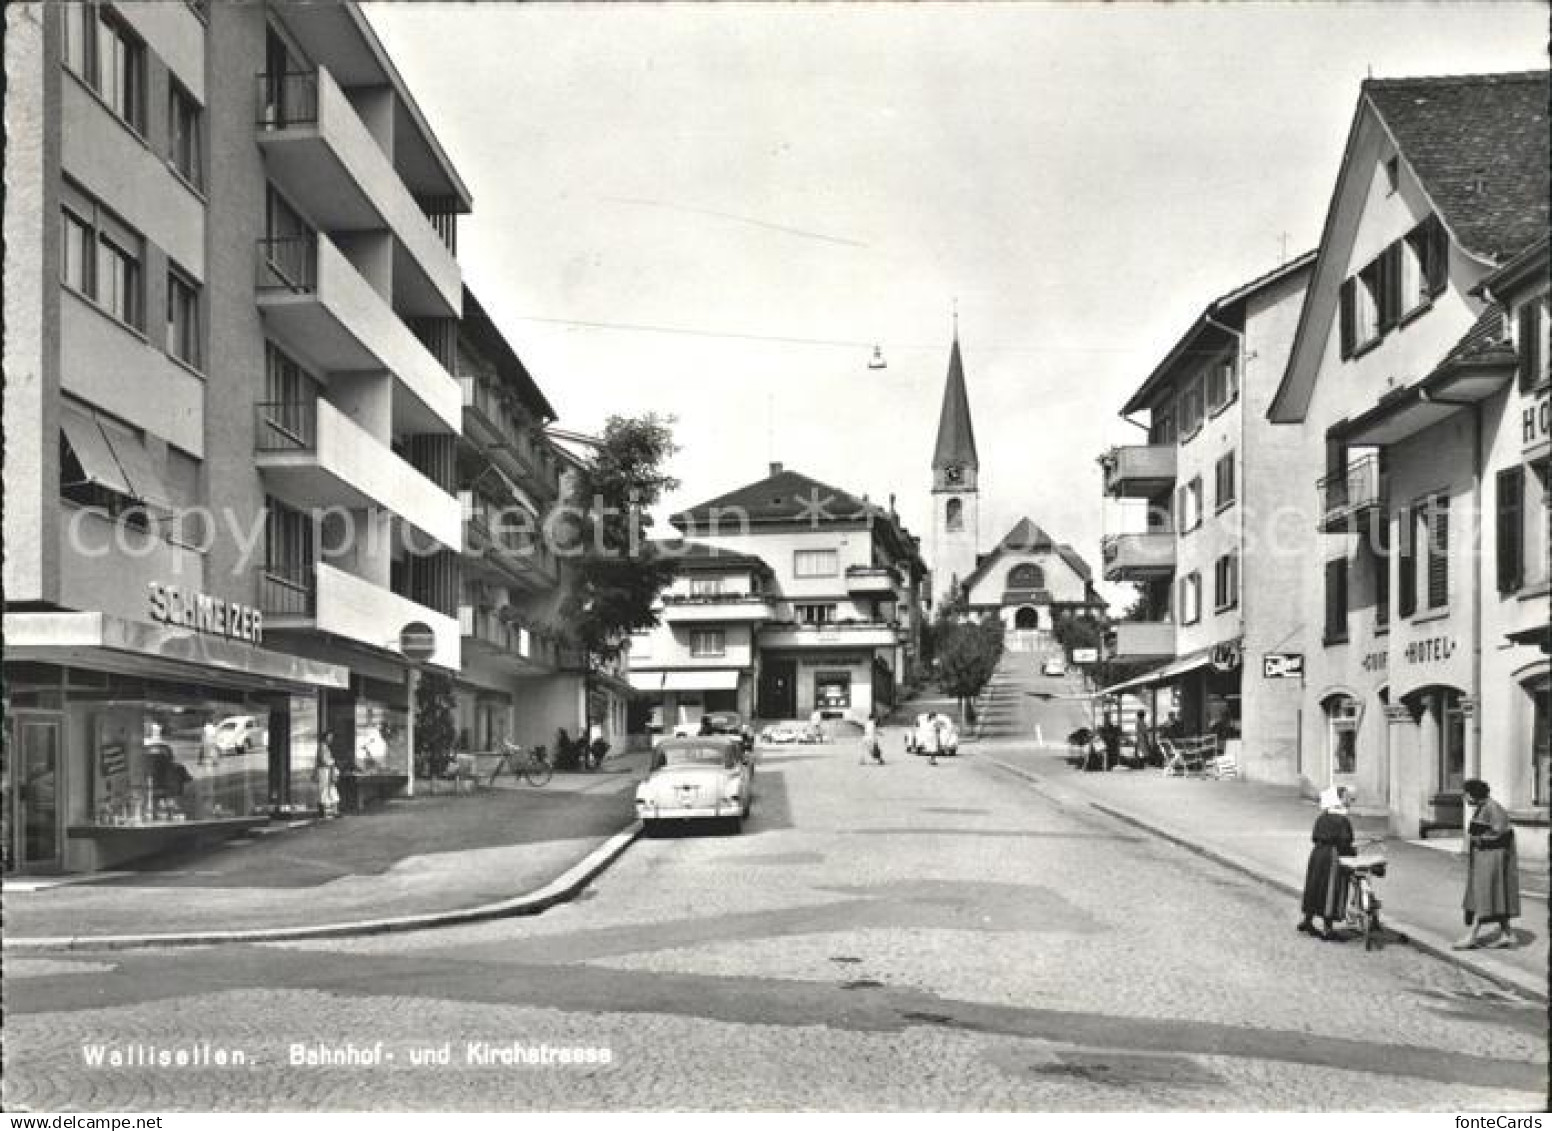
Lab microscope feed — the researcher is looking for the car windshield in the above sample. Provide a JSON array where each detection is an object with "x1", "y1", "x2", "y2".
[{"x1": 657, "y1": 745, "x2": 736, "y2": 770}]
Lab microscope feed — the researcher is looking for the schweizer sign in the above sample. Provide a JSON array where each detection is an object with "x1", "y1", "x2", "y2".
[
  {"x1": 399, "y1": 621, "x2": 437, "y2": 664},
  {"x1": 1263, "y1": 652, "x2": 1304, "y2": 680}
]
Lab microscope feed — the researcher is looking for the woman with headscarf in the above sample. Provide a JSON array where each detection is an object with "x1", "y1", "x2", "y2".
[
  {"x1": 1454, "y1": 779, "x2": 1520, "y2": 950},
  {"x1": 1298, "y1": 785, "x2": 1356, "y2": 939}
]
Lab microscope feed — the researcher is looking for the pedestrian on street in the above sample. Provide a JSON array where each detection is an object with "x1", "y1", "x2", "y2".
[
  {"x1": 926, "y1": 713, "x2": 942, "y2": 766},
  {"x1": 315, "y1": 731, "x2": 340, "y2": 820},
  {"x1": 1298, "y1": 785, "x2": 1355, "y2": 940},
  {"x1": 1454, "y1": 779, "x2": 1521, "y2": 950},
  {"x1": 860, "y1": 714, "x2": 884, "y2": 765}
]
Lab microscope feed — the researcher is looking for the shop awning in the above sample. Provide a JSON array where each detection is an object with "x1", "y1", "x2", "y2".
[
  {"x1": 1096, "y1": 648, "x2": 1217, "y2": 698},
  {"x1": 661, "y1": 669, "x2": 741, "y2": 692},
  {"x1": 628, "y1": 671, "x2": 665, "y2": 692},
  {"x1": 99, "y1": 420, "x2": 174, "y2": 510},
  {"x1": 1507, "y1": 624, "x2": 1552, "y2": 653},
  {"x1": 60, "y1": 406, "x2": 133, "y2": 496},
  {"x1": 4, "y1": 612, "x2": 349, "y2": 693}
]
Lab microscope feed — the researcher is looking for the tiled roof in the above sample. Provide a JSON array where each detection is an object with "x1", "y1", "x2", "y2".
[
  {"x1": 653, "y1": 539, "x2": 773, "y2": 574},
  {"x1": 1055, "y1": 544, "x2": 1094, "y2": 584},
  {"x1": 1433, "y1": 306, "x2": 1514, "y2": 374},
  {"x1": 959, "y1": 519, "x2": 1095, "y2": 593},
  {"x1": 1365, "y1": 71, "x2": 1549, "y2": 261},
  {"x1": 671, "y1": 468, "x2": 877, "y2": 528},
  {"x1": 932, "y1": 338, "x2": 980, "y2": 470}
]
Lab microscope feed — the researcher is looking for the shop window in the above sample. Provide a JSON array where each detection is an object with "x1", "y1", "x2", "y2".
[
  {"x1": 815, "y1": 672, "x2": 851, "y2": 712},
  {"x1": 1530, "y1": 678, "x2": 1550, "y2": 807},
  {"x1": 795, "y1": 603, "x2": 836, "y2": 626},
  {"x1": 1325, "y1": 695, "x2": 1359, "y2": 776},
  {"x1": 690, "y1": 630, "x2": 725, "y2": 658},
  {"x1": 793, "y1": 549, "x2": 838, "y2": 578},
  {"x1": 86, "y1": 696, "x2": 272, "y2": 828},
  {"x1": 349, "y1": 702, "x2": 409, "y2": 774}
]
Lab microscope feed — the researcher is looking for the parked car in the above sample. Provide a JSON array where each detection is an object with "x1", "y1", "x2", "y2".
[
  {"x1": 212, "y1": 715, "x2": 266, "y2": 755},
  {"x1": 909, "y1": 713, "x2": 959, "y2": 757},
  {"x1": 1043, "y1": 658, "x2": 1067, "y2": 677},
  {"x1": 636, "y1": 736, "x2": 753, "y2": 833},
  {"x1": 701, "y1": 710, "x2": 755, "y2": 752}
]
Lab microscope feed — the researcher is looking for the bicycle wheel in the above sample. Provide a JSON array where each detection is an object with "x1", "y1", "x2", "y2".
[
  {"x1": 1354, "y1": 880, "x2": 1375, "y2": 951},
  {"x1": 523, "y1": 758, "x2": 553, "y2": 787}
]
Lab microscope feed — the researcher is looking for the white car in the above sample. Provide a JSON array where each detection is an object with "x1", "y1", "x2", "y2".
[
  {"x1": 636, "y1": 736, "x2": 753, "y2": 833},
  {"x1": 1043, "y1": 658, "x2": 1067, "y2": 677},
  {"x1": 213, "y1": 715, "x2": 266, "y2": 754}
]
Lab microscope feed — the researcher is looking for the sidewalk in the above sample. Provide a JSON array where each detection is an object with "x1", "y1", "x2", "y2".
[
  {"x1": 978, "y1": 740, "x2": 1549, "y2": 1002},
  {"x1": 3, "y1": 749, "x2": 649, "y2": 949}
]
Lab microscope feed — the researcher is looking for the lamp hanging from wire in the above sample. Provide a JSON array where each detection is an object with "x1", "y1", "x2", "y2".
[{"x1": 867, "y1": 344, "x2": 887, "y2": 370}]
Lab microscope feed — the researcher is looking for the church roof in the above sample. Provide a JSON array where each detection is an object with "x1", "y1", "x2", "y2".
[
  {"x1": 932, "y1": 337, "x2": 980, "y2": 470},
  {"x1": 958, "y1": 518, "x2": 1097, "y2": 595}
]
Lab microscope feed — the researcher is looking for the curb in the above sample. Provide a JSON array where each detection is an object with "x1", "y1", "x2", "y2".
[
  {"x1": 3, "y1": 821, "x2": 643, "y2": 953},
  {"x1": 984, "y1": 757, "x2": 1548, "y2": 1005}
]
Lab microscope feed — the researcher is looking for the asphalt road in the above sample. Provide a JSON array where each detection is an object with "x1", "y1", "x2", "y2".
[{"x1": 4, "y1": 731, "x2": 1545, "y2": 1112}]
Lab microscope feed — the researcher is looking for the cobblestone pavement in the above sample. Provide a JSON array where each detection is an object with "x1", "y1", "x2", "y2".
[{"x1": 5, "y1": 735, "x2": 1546, "y2": 1112}]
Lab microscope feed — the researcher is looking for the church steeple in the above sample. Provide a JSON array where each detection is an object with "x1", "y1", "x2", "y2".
[{"x1": 932, "y1": 334, "x2": 980, "y2": 473}]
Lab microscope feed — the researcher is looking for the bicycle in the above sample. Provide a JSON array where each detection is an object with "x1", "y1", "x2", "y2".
[
  {"x1": 487, "y1": 742, "x2": 553, "y2": 788},
  {"x1": 1339, "y1": 837, "x2": 1389, "y2": 951}
]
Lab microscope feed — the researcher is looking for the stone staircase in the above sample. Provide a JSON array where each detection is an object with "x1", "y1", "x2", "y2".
[{"x1": 972, "y1": 649, "x2": 1045, "y2": 741}]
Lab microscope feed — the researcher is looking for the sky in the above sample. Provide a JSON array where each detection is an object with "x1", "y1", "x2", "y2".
[{"x1": 364, "y1": 1, "x2": 1546, "y2": 600}]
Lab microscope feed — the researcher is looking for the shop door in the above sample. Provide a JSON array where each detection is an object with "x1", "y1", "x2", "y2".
[
  {"x1": 9, "y1": 714, "x2": 63, "y2": 872},
  {"x1": 759, "y1": 660, "x2": 797, "y2": 720}
]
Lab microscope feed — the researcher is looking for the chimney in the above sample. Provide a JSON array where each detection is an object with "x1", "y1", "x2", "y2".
[{"x1": 769, "y1": 461, "x2": 784, "y2": 477}]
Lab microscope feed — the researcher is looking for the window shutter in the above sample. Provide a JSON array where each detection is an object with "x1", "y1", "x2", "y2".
[
  {"x1": 1520, "y1": 303, "x2": 1543, "y2": 393},
  {"x1": 1398, "y1": 506, "x2": 1417, "y2": 617},
  {"x1": 1425, "y1": 216, "x2": 1449, "y2": 296},
  {"x1": 1374, "y1": 520, "x2": 1391, "y2": 628},
  {"x1": 1339, "y1": 278, "x2": 1356, "y2": 358},
  {"x1": 1383, "y1": 244, "x2": 1403, "y2": 329},
  {"x1": 1497, "y1": 468, "x2": 1525, "y2": 593},
  {"x1": 1426, "y1": 496, "x2": 1450, "y2": 608},
  {"x1": 1325, "y1": 558, "x2": 1348, "y2": 641}
]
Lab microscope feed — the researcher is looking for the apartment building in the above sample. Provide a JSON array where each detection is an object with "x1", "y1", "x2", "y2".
[
  {"x1": 1099, "y1": 253, "x2": 1315, "y2": 782},
  {"x1": 1266, "y1": 72, "x2": 1548, "y2": 858},
  {"x1": 633, "y1": 464, "x2": 927, "y2": 727},
  {"x1": 3, "y1": 1, "x2": 471, "y2": 871}
]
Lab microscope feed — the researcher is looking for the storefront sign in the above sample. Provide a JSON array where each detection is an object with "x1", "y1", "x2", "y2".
[
  {"x1": 1210, "y1": 640, "x2": 1242, "y2": 672},
  {"x1": 1262, "y1": 652, "x2": 1304, "y2": 679},
  {"x1": 98, "y1": 741, "x2": 128, "y2": 779},
  {"x1": 1403, "y1": 636, "x2": 1457, "y2": 665},
  {"x1": 1361, "y1": 651, "x2": 1388, "y2": 673},
  {"x1": 1072, "y1": 647, "x2": 1099, "y2": 664},
  {"x1": 1523, "y1": 389, "x2": 1550, "y2": 453},
  {"x1": 147, "y1": 583, "x2": 263, "y2": 644}
]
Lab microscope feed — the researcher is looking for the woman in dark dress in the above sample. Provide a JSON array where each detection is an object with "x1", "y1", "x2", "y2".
[{"x1": 1299, "y1": 786, "x2": 1355, "y2": 939}]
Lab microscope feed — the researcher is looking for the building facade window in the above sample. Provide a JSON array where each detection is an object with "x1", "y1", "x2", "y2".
[
  {"x1": 1519, "y1": 296, "x2": 1550, "y2": 391},
  {"x1": 689, "y1": 577, "x2": 724, "y2": 598},
  {"x1": 1206, "y1": 356, "x2": 1238, "y2": 414},
  {"x1": 793, "y1": 549, "x2": 838, "y2": 578},
  {"x1": 1398, "y1": 505, "x2": 1418, "y2": 617},
  {"x1": 1373, "y1": 519, "x2": 1391, "y2": 631},
  {"x1": 814, "y1": 672, "x2": 851, "y2": 711},
  {"x1": 166, "y1": 267, "x2": 201, "y2": 369},
  {"x1": 1177, "y1": 476, "x2": 1203, "y2": 533},
  {"x1": 1340, "y1": 215, "x2": 1448, "y2": 357},
  {"x1": 1150, "y1": 406, "x2": 1176, "y2": 446},
  {"x1": 61, "y1": 181, "x2": 143, "y2": 331},
  {"x1": 945, "y1": 497, "x2": 963, "y2": 531},
  {"x1": 168, "y1": 80, "x2": 203, "y2": 190},
  {"x1": 1179, "y1": 378, "x2": 1205, "y2": 439},
  {"x1": 62, "y1": 2, "x2": 146, "y2": 134},
  {"x1": 1325, "y1": 695, "x2": 1359, "y2": 776},
  {"x1": 1213, "y1": 552, "x2": 1239, "y2": 612},
  {"x1": 1214, "y1": 451, "x2": 1236, "y2": 511},
  {"x1": 689, "y1": 630, "x2": 725, "y2": 658},
  {"x1": 1179, "y1": 572, "x2": 1201, "y2": 625},
  {"x1": 1324, "y1": 557, "x2": 1348, "y2": 643},
  {"x1": 1008, "y1": 563, "x2": 1044, "y2": 590},
  {"x1": 1530, "y1": 676, "x2": 1551, "y2": 807},
  {"x1": 1424, "y1": 494, "x2": 1450, "y2": 610},
  {"x1": 1497, "y1": 467, "x2": 1525, "y2": 593},
  {"x1": 795, "y1": 603, "x2": 836, "y2": 626}
]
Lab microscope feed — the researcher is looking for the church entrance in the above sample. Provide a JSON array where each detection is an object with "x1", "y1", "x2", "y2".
[{"x1": 1014, "y1": 606, "x2": 1040, "y2": 631}]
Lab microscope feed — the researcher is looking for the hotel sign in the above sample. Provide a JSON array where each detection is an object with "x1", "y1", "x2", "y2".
[
  {"x1": 148, "y1": 583, "x2": 263, "y2": 644},
  {"x1": 1402, "y1": 636, "x2": 1456, "y2": 665},
  {"x1": 1525, "y1": 388, "x2": 1550, "y2": 456}
]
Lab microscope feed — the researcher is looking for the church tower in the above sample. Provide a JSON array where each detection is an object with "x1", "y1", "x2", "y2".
[{"x1": 931, "y1": 333, "x2": 981, "y2": 609}]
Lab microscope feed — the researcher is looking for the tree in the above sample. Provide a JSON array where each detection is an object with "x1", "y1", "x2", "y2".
[
  {"x1": 556, "y1": 414, "x2": 680, "y2": 763},
  {"x1": 935, "y1": 613, "x2": 1005, "y2": 724},
  {"x1": 1051, "y1": 609, "x2": 1105, "y2": 656},
  {"x1": 414, "y1": 670, "x2": 458, "y2": 781}
]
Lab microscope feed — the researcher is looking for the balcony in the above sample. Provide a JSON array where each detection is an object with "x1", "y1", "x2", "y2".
[
  {"x1": 660, "y1": 594, "x2": 779, "y2": 624},
  {"x1": 1101, "y1": 533, "x2": 1176, "y2": 581},
  {"x1": 461, "y1": 490, "x2": 557, "y2": 588},
  {"x1": 261, "y1": 562, "x2": 460, "y2": 669},
  {"x1": 1103, "y1": 445, "x2": 1177, "y2": 498},
  {"x1": 845, "y1": 566, "x2": 899, "y2": 596},
  {"x1": 459, "y1": 377, "x2": 558, "y2": 503},
  {"x1": 256, "y1": 67, "x2": 460, "y2": 317},
  {"x1": 759, "y1": 621, "x2": 903, "y2": 649},
  {"x1": 1107, "y1": 621, "x2": 1176, "y2": 663},
  {"x1": 255, "y1": 399, "x2": 462, "y2": 551},
  {"x1": 1318, "y1": 455, "x2": 1386, "y2": 533},
  {"x1": 256, "y1": 233, "x2": 460, "y2": 434},
  {"x1": 458, "y1": 605, "x2": 556, "y2": 673}
]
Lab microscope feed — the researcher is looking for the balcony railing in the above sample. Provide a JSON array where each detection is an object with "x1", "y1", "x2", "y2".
[
  {"x1": 1102, "y1": 444, "x2": 1178, "y2": 498},
  {"x1": 255, "y1": 401, "x2": 317, "y2": 452},
  {"x1": 1318, "y1": 455, "x2": 1385, "y2": 532},
  {"x1": 257, "y1": 235, "x2": 317, "y2": 295},
  {"x1": 1101, "y1": 532, "x2": 1176, "y2": 579},
  {"x1": 256, "y1": 71, "x2": 320, "y2": 130},
  {"x1": 260, "y1": 569, "x2": 315, "y2": 617}
]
